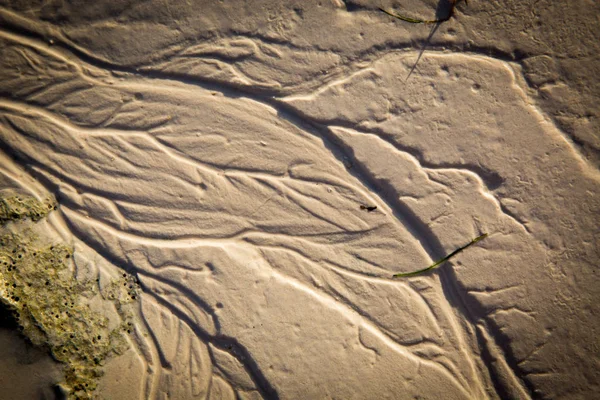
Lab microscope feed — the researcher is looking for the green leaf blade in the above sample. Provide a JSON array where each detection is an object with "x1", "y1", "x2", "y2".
[{"x1": 393, "y1": 233, "x2": 488, "y2": 278}]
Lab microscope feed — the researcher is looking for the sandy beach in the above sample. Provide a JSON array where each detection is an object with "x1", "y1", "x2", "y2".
[{"x1": 0, "y1": 0, "x2": 599, "y2": 398}]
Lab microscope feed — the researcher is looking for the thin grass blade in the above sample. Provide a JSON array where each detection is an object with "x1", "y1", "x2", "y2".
[
  {"x1": 379, "y1": 7, "x2": 435, "y2": 24},
  {"x1": 393, "y1": 233, "x2": 488, "y2": 278}
]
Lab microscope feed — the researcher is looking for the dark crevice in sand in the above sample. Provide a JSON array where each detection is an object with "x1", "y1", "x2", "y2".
[
  {"x1": 265, "y1": 102, "x2": 509, "y2": 218},
  {"x1": 139, "y1": 301, "x2": 172, "y2": 371},
  {"x1": 141, "y1": 281, "x2": 279, "y2": 400},
  {"x1": 136, "y1": 270, "x2": 220, "y2": 331},
  {"x1": 318, "y1": 119, "x2": 505, "y2": 190},
  {"x1": 442, "y1": 268, "x2": 537, "y2": 398},
  {"x1": 481, "y1": 316, "x2": 542, "y2": 398},
  {"x1": 475, "y1": 322, "x2": 532, "y2": 400},
  {"x1": 262, "y1": 104, "x2": 443, "y2": 255}
]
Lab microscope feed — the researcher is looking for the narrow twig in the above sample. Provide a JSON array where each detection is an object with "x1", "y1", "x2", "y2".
[{"x1": 393, "y1": 233, "x2": 488, "y2": 278}]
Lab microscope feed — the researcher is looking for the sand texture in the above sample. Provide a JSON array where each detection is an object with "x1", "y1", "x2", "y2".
[{"x1": 0, "y1": 0, "x2": 599, "y2": 399}]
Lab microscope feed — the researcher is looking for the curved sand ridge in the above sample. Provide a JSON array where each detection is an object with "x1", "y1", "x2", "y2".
[{"x1": 1, "y1": 3, "x2": 599, "y2": 400}]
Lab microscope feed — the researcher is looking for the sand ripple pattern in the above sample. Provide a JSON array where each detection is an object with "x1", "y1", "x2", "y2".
[{"x1": 1, "y1": 10, "x2": 598, "y2": 399}]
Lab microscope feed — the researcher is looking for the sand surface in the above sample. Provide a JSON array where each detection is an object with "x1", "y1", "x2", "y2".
[{"x1": 0, "y1": 0, "x2": 599, "y2": 399}]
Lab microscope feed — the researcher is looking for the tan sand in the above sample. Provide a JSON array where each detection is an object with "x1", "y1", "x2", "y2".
[{"x1": 0, "y1": 0, "x2": 598, "y2": 398}]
